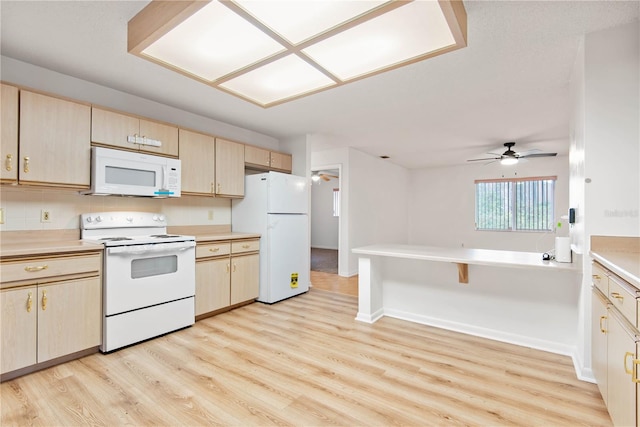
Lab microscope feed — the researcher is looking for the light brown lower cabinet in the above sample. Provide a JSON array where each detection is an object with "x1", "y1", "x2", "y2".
[
  {"x1": 591, "y1": 260, "x2": 639, "y2": 427},
  {"x1": 195, "y1": 239, "x2": 259, "y2": 318},
  {"x1": 1, "y1": 277, "x2": 101, "y2": 375}
]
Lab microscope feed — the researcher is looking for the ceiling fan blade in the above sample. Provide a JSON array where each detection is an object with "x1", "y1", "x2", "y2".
[
  {"x1": 321, "y1": 175, "x2": 330, "y2": 181},
  {"x1": 467, "y1": 157, "x2": 501, "y2": 162},
  {"x1": 518, "y1": 152, "x2": 557, "y2": 158}
]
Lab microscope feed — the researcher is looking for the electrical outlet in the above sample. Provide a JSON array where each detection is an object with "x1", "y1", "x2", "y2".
[
  {"x1": 0, "y1": 208, "x2": 4, "y2": 224},
  {"x1": 41, "y1": 209, "x2": 51, "y2": 223},
  {"x1": 208, "y1": 210, "x2": 214, "y2": 221}
]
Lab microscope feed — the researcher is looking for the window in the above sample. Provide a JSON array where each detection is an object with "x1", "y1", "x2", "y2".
[
  {"x1": 475, "y1": 176, "x2": 556, "y2": 231},
  {"x1": 333, "y1": 188, "x2": 340, "y2": 217}
]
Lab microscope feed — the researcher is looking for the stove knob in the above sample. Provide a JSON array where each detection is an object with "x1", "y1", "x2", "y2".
[
  {"x1": 95, "y1": 216, "x2": 103, "y2": 223},
  {"x1": 158, "y1": 215, "x2": 166, "y2": 222},
  {"x1": 152, "y1": 215, "x2": 159, "y2": 221},
  {"x1": 85, "y1": 216, "x2": 93, "y2": 223},
  {"x1": 126, "y1": 216, "x2": 133, "y2": 222}
]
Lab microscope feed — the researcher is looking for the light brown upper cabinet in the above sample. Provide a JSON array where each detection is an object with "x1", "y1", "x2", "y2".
[
  {"x1": 245, "y1": 145, "x2": 292, "y2": 173},
  {"x1": 1, "y1": 84, "x2": 19, "y2": 183},
  {"x1": 19, "y1": 90, "x2": 91, "y2": 188},
  {"x1": 270, "y1": 151, "x2": 292, "y2": 172},
  {"x1": 91, "y1": 107, "x2": 179, "y2": 157},
  {"x1": 179, "y1": 128, "x2": 215, "y2": 196},
  {"x1": 215, "y1": 138, "x2": 244, "y2": 198}
]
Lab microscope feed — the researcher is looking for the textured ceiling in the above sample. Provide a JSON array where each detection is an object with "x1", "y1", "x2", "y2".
[{"x1": 1, "y1": 1, "x2": 638, "y2": 168}]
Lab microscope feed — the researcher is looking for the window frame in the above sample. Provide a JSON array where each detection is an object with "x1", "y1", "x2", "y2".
[{"x1": 474, "y1": 175, "x2": 557, "y2": 232}]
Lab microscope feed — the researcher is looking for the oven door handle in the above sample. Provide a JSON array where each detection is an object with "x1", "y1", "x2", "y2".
[{"x1": 107, "y1": 241, "x2": 195, "y2": 255}]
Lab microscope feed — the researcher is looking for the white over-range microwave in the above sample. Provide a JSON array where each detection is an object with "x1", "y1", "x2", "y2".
[{"x1": 86, "y1": 147, "x2": 181, "y2": 197}]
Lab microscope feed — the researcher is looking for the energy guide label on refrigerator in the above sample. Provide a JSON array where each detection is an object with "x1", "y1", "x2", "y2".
[{"x1": 290, "y1": 273, "x2": 298, "y2": 288}]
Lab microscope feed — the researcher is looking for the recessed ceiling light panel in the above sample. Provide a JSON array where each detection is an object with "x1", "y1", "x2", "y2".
[
  {"x1": 234, "y1": 0, "x2": 387, "y2": 44},
  {"x1": 220, "y1": 54, "x2": 336, "y2": 105},
  {"x1": 141, "y1": 1, "x2": 285, "y2": 81},
  {"x1": 302, "y1": 1, "x2": 456, "y2": 81}
]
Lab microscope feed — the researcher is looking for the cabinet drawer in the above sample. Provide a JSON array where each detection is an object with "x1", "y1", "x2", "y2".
[
  {"x1": 1, "y1": 254, "x2": 101, "y2": 286},
  {"x1": 608, "y1": 274, "x2": 638, "y2": 326},
  {"x1": 232, "y1": 239, "x2": 259, "y2": 254},
  {"x1": 196, "y1": 242, "x2": 231, "y2": 259},
  {"x1": 592, "y1": 263, "x2": 608, "y2": 295}
]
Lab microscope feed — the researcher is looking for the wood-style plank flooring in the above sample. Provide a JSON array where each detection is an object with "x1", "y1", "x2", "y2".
[
  {"x1": 310, "y1": 270, "x2": 358, "y2": 296},
  {"x1": 1, "y1": 288, "x2": 611, "y2": 426}
]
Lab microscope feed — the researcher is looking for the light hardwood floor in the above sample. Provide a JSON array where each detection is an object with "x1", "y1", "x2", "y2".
[{"x1": 1, "y1": 288, "x2": 611, "y2": 426}]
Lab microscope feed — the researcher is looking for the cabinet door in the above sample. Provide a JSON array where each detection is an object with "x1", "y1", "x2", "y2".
[
  {"x1": 591, "y1": 288, "x2": 609, "y2": 404},
  {"x1": 37, "y1": 277, "x2": 101, "y2": 363},
  {"x1": 91, "y1": 107, "x2": 140, "y2": 151},
  {"x1": 195, "y1": 258, "x2": 230, "y2": 315},
  {"x1": 1, "y1": 84, "x2": 19, "y2": 183},
  {"x1": 270, "y1": 152, "x2": 292, "y2": 173},
  {"x1": 20, "y1": 91, "x2": 91, "y2": 187},
  {"x1": 139, "y1": 119, "x2": 179, "y2": 157},
  {"x1": 1, "y1": 286, "x2": 37, "y2": 374},
  {"x1": 179, "y1": 129, "x2": 215, "y2": 195},
  {"x1": 230, "y1": 254, "x2": 259, "y2": 305},
  {"x1": 215, "y1": 138, "x2": 245, "y2": 198},
  {"x1": 245, "y1": 146, "x2": 270, "y2": 169},
  {"x1": 607, "y1": 311, "x2": 637, "y2": 427}
]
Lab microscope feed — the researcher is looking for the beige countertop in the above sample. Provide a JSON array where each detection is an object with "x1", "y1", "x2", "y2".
[
  {"x1": 590, "y1": 235, "x2": 640, "y2": 289},
  {"x1": 1, "y1": 227, "x2": 260, "y2": 259}
]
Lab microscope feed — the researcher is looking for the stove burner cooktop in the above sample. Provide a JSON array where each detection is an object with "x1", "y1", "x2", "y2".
[
  {"x1": 150, "y1": 234, "x2": 180, "y2": 238},
  {"x1": 100, "y1": 237, "x2": 133, "y2": 242}
]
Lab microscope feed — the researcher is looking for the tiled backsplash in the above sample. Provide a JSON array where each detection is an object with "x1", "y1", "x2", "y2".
[{"x1": 0, "y1": 186, "x2": 231, "y2": 231}]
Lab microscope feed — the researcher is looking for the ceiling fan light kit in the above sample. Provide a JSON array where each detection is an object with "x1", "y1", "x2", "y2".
[
  {"x1": 128, "y1": 0, "x2": 467, "y2": 108},
  {"x1": 468, "y1": 142, "x2": 558, "y2": 165}
]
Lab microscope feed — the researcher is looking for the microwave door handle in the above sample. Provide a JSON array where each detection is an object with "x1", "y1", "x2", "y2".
[{"x1": 162, "y1": 164, "x2": 168, "y2": 190}]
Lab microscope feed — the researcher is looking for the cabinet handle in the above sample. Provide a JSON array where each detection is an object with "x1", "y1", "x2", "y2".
[
  {"x1": 634, "y1": 359, "x2": 640, "y2": 384},
  {"x1": 610, "y1": 292, "x2": 624, "y2": 302},
  {"x1": 26, "y1": 291, "x2": 33, "y2": 313},
  {"x1": 217, "y1": 183, "x2": 221, "y2": 193},
  {"x1": 242, "y1": 244, "x2": 250, "y2": 249},
  {"x1": 211, "y1": 182, "x2": 215, "y2": 194},
  {"x1": 624, "y1": 352, "x2": 634, "y2": 375},
  {"x1": 23, "y1": 156, "x2": 30, "y2": 173},
  {"x1": 24, "y1": 265, "x2": 48, "y2": 272},
  {"x1": 209, "y1": 247, "x2": 220, "y2": 253},
  {"x1": 592, "y1": 274, "x2": 601, "y2": 280},
  {"x1": 5, "y1": 154, "x2": 13, "y2": 171},
  {"x1": 41, "y1": 290, "x2": 47, "y2": 311},
  {"x1": 233, "y1": 262, "x2": 237, "y2": 272},
  {"x1": 599, "y1": 315, "x2": 607, "y2": 333},
  {"x1": 226, "y1": 263, "x2": 230, "y2": 273}
]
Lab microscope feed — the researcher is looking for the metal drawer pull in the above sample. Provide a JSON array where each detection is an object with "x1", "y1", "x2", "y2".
[
  {"x1": 233, "y1": 263, "x2": 237, "y2": 272},
  {"x1": 24, "y1": 265, "x2": 48, "y2": 272},
  {"x1": 624, "y1": 352, "x2": 635, "y2": 375},
  {"x1": 599, "y1": 315, "x2": 607, "y2": 333},
  {"x1": 41, "y1": 290, "x2": 47, "y2": 311},
  {"x1": 209, "y1": 247, "x2": 220, "y2": 253},
  {"x1": 634, "y1": 359, "x2": 640, "y2": 384},
  {"x1": 242, "y1": 244, "x2": 250, "y2": 249},
  {"x1": 5, "y1": 154, "x2": 13, "y2": 171},
  {"x1": 23, "y1": 156, "x2": 30, "y2": 173},
  {"x1": 26, "y1": 292, "x2": 33, "y2": 313},
  {"x1": 226, "y1": 263, "x2": 230, "y2": 273},
  {"x1": 610, "y1": 292, "x2": 624, "y2": 301},
  {"x1": 592, "y1": 274, "x2": 601, "y2": 280}
]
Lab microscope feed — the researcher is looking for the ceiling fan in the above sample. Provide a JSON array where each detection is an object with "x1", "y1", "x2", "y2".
[
  {"x1": 467, "y1": 142, "x2": 557, "y2": 165},
  {"x1": 312, "y1": 172, "x2": 339, "y2": 182}
]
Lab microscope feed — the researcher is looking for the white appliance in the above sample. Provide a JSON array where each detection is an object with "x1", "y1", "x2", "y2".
[
  {"x1": 86, "y1": 147, "x2": 181, "y2": 197},
  {"x1": 232, "y1": 172, "x2": 309, "y2": 303},
  {"x1": 80, "y1": 212, "x2": 195, "y2": 352}
]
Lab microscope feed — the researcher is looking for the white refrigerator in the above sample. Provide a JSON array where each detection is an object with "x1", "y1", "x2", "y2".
[{"x1": 232, "y1": 171, "x2": 310, "y2": 303}]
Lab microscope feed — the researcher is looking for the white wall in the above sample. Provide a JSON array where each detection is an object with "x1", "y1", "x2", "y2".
[
  {"x1": 408, "y1": 155, "x2": 570, "y2": 252},
  {"x1": 280, "y1": 135, "x2": 310, "y2": 178},
  {"x1": 570, "y1": 20, "x2": 640, "y2": 379},
  {"x1": 310, "y1": 178, "x2": 339, "y2": 249}
]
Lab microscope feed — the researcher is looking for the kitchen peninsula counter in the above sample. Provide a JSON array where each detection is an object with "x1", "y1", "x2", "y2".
[
  {"x1": 353, "y1": 243, "x2": 579, "y2": 360},
  {"x1": 589, "y1": 236, "x2": 640, "y2": 288}
]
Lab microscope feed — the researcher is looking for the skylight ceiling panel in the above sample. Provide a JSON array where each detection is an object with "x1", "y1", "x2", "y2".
[
  {"x1": 302, "y1": 0, "x2": 456, "y2": 81},
  {"x1": 233, "y1": 0, "x2": 388, "y2": 44},
  {"x1": 141, "y1": 1, "x2": 285, "y2": 81}
]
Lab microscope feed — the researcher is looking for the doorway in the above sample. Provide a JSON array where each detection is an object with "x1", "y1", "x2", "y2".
[{"x1": 310, "y1": 166, "x2": 340, "y2": 275}]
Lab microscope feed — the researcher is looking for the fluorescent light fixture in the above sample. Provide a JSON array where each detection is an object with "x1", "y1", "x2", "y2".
[
  {"x1": 500, "y1": 157, "x2": 519, "y2": 166},
  {"x1": 128, "y1": 0, "x2": 467, "y2": 108}
]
